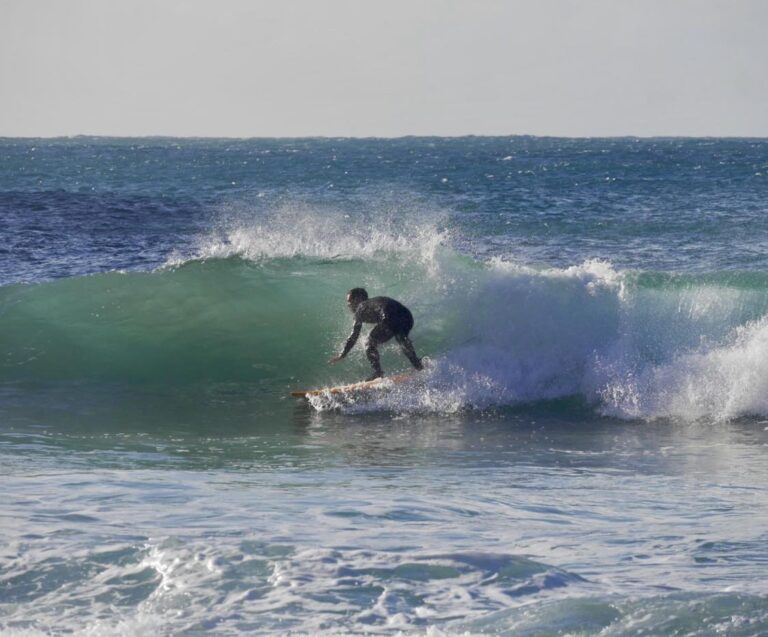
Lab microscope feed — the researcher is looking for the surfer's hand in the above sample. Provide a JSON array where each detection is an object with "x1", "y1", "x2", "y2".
[{"x1": 328, "y1": 356, "x2": 342, "y2": 365}]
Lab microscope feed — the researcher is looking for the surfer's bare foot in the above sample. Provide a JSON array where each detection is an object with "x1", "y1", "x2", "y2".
[{"x1": 365, "y1": 372, "x2": 383, "y2": 382}]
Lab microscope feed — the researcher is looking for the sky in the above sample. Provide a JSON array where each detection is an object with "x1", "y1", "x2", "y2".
[{"x1": 1, "y1": 0, "x2": 767, "y2": 138}]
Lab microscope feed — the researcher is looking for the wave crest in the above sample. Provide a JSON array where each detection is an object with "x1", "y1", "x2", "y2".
[{"x1": 167, "y1": 201, "x2": 449, "y2": 266}]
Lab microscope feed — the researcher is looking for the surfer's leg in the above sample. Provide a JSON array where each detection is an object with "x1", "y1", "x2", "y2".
[
  {"x1": 365, "y1": 325, "x2": 393, "y2": 380},
  {"x1": 395, "y1": 333, "x2": 423, "y2": 370}
]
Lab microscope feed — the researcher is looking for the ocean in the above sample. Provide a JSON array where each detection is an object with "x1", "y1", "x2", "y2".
[{"x1": 1, "y1": 136, "x2": 767, "y2": 635}]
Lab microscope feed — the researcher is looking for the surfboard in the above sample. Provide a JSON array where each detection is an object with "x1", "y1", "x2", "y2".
[{"x1": 290, "y1": 372, "x2": 414, "y2": 398}]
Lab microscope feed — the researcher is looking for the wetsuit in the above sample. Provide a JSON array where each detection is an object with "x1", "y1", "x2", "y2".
[{"x1": 338, "y1": 296, "x2": 423, "y2": 379}]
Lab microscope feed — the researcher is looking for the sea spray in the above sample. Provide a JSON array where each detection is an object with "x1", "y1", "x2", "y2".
[{"x1": 166, "y1": 197, "x2": 450, "y2": 269}]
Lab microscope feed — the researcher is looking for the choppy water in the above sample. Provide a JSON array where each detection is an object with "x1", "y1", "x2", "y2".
[{"x1": 1, "y1": 136, "x2": 768, "y2": 635}]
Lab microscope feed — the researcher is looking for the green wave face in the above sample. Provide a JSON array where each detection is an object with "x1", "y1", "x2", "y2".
[
  {"x1": 0, "y1": 255, "x2": 453, "y2": 386},
  {"x1": 1, "y1": 259, "x2": 341, "y2": 384}
]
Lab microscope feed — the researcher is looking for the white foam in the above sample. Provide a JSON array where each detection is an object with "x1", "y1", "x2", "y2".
[{"x1": 599, "y1": 316, "x2": 768, "y2": 421}]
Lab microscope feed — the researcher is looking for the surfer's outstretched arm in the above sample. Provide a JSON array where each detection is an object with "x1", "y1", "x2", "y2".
[{"x1": 329, "y1": 320, "x2": 362, "y2": 363}]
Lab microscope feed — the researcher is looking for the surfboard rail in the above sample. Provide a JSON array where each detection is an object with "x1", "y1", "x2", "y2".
[{"x1": 290, "y1": 372, "x2": 414, "y2": 398}]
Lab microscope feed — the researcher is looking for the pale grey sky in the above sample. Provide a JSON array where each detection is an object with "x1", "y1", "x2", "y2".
[{"x1": 1, "y1": 0, "x2": 766, "y2": 137}]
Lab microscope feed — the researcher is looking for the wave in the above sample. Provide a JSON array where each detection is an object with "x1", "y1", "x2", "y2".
[{"x1": 4, "y1": 216, "x2": 768, "y2": 421}]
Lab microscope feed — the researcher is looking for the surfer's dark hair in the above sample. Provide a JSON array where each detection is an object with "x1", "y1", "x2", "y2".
[{"x1": 347, "y1": 288, "x2": 368, "y2": 304}]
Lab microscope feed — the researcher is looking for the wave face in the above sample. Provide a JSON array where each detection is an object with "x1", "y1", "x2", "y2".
[{"x1": 4, "y1": 211, "x2": 768, "y2": 422}]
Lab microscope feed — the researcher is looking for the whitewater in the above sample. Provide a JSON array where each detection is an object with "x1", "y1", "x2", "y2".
[{"x1": 1, "y1": 136, "x2": 768, "y2": 635}]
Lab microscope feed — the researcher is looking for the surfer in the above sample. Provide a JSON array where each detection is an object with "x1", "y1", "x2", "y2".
[{"x1": 329, "y1": 288, "x2": 424, "y2": 381}]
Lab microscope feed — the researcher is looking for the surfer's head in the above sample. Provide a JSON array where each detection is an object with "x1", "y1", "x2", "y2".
[{"x1": 346, "y1": 287, "x2": 368, "y2": 311}]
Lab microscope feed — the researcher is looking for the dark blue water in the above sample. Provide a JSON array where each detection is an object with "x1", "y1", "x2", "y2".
[{"x1": 3, "y1": 136, "x2": 767, "y2": 286}]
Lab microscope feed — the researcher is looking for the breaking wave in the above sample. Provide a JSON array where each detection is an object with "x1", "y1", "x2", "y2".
[{"x1": 3, "y1": 206, "x2": 768, "y2": 422}]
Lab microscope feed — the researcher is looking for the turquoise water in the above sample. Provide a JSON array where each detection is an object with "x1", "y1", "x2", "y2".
[{"x1": 1, "y1": 137, "x2": 768, "y2": 635}]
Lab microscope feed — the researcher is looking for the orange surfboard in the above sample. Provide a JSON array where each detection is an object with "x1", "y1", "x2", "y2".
[{"x1": 290, "y1": 372, "x2": 414, "y2": 398}]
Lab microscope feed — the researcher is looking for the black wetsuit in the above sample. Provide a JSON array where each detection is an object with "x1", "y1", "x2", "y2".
[{"x1": 339, "y1": 296, "x2": 423, "y2": 379}]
